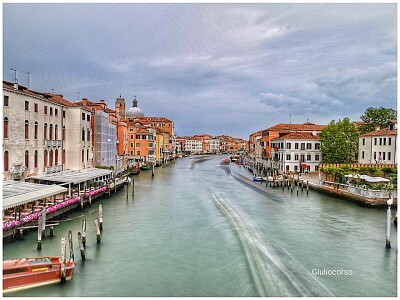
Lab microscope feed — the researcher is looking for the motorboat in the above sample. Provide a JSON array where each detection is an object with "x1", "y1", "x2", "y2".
[{"x1": 3, "y1": 256, "x2": 75, "y2": 294}]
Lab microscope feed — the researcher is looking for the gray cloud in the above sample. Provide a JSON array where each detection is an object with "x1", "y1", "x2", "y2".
[{"x1": 3, "y1": 3, "x2": 396, "y2": 138}]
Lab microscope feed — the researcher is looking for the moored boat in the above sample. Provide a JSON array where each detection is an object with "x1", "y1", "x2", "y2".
[
  {"x1": 131, "y1": 163, "x2": 141, "y2": 175},
  {"x1": 3, "y1": 256, "x2": 75, "y2": 294},
  {"x1": 140, "y1": 164, "x2": 151, "y2": 171},
  {"x1": 220, "y1": 158, "x2": 231, "y2": 165},
  {"x1": 253, "y1": 176, "x2": 263, "y2": 182}
]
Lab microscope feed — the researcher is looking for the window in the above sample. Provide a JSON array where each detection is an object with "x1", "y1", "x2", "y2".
[
  {"x1": 136, "y1": 143, "x2": 140, "y2": 147},
  {"x1": 4, "y1": 151, "x2": 8, "y2": 171},
  {"x1": 373, "y1": 152, "x2": 376, "y2": 160},
  {"x1": 286, "y1": 154, "x2": 291, "y2": 160},
  {"x1": 62, "y1": 126, "x2": 65, "y2": 140},
  {"x1": 34, "y1": 122, "x2": 38, "y2": 139},
  {"x1": 82, "y1": 128, "x2": 85, "y2": 141},
  {"x1": 25, "y1": 101, "x2": 29, "y2": 111},
  {"x1": 286, "y1": 143, "x2": 291, "y2": 149},
  {"x1": 4, "y1": 117, "x2": 8, "y2": 139},
  {"x1": 44, "y1": 150, "x2": 48, "y2": 167},
  {"x1": 389, "y1": 138, "x2": 392, "y2": 146},
  {"x1": 295, "y1": 143, "x2": 299, "y2": 149},
  {"x1": 294, "y1": 154, "x2": 299, "y2": 161},
  {"x1": 141, "y1": 135, "x2": 146, "y2": 140},
  {"x1": 300, "y1": 143, "x2": 305, "y2": 150},
  {"x1": 55, "y1": 125, "x2": 58, "y2": 140},
  {"x1": 55, "y1": 108, "x2": 58, "y2": 116},
  {"x1": 82, "y1": 149, "x2": 84, "y2": 163},
  {"x1": 4, "y1": 95, "x2": 9, "y2": 106},
  {"x1": 374, "y1": 138, "x2": 377, "y2": 145},
  {"x1": 44, "y1": 123, "x2": 47, "y2": 140},
  {"x1": 44, "y1": 106, "x2": 48, "y2": 114},
  {"x1": 388, "y1": 152, "x2": 391, "y2": 161},
  {"x1": 383, "y1": 138, "x2": 386, "y2": 146},
  {"x1": 34, "y1": 150, "x2": 38, "y2": 168},
  {"x1": 25, "y1": 120, "x2": 29, "y2": 139},
  {"x1": 25, "y1": 150, "x2": 29, "y2": 168},
  {"x1": 362, "y1": 151, "x2": 364, "y2": 159},
  {"x1": 34, "y1": 103, "x2": 38, "y2": 112},
  {"x1": 3, "y1": 267, "x2": 29, "y2": 275},
  {"x1": 63, "y1": 110, "x2": 65, "y2": 118},
  {"x1": 50, "y1": 107, "x2": 53, "y2": 116},
  {"x1": 136, "y1": 135, "x2": 140, "y2": 140},
  {"x1": 82, "y1": 113, "x2": 85, "y2": 120},
  {"x1": 87, "y1": 129, "x2": 90, "y2": 141},
  {"x1": 306, "y1": 143, "x2": 312, "y2": 149},
  {"x1": 87, "y1": 114, "x2": 90, "y2": 121},
  {"x1": 55, "y1": 149, "x2": 58, "y2": 165},
  {"x1": 362, "y1": 138, "x2": 365, "y2": 146},
  {"x1": 49, "y1": 150, "x2": 53, "y2": 166},
  {"x1": 379, "y1": 138, "x2": 382, "y2": 145},
  {"x1": 294, "y1": 165, "x2": 298, "y2": 171},
  {"x1": 315, "y1": 143, "x2": 320, "y2": 150},
  {"x1": 131, "y1": 143, "x2": 133, "y2": 148},
  {"x1": 315, "y1": 154, "x2": 320, "y2": 161},
  {"x1": 307, "y1": 154, "x2": 311, "y2": 161},
  {"x1": 315, "y1": 166, "x2": 319, "y2": 172},
  {"x1": 87, "y1": 149, "x2": 89, "y2": 161},
  {"x1": 49, "y1": 124, "x2": 53, "y2": 140},
  {"x1": 383, "y1": 152, "x2": 386, "y2": 161},
  {"x1": 137, "y1": 151, "x2": 141, "y2": 155}
]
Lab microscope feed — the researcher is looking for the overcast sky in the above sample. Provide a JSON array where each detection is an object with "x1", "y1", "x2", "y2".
[{"x1": 3, "y1": 3, "x2": 397, "y2": 138}]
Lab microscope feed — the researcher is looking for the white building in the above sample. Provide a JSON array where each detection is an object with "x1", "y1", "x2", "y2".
[
  {"x1": 3, "y1": 81, "x2": 94, "y2": 181},
  {"x1": 205, "y1": 138, "x2": 220, "y2": 154},
  {"x1": 358, "y1": 121, "x2": 397, "y2": 164},
  {"x1": 3, "y1": 81, "x2": 65, "y2": 180},
  {"x1": 94, "y1": 110, "x2": 118, "y2": 167},
  {"x1": 184, "y1": 139, "x2": 203, "y2": 154},
  {"x1": 271, "y1": 132, "x2": 322, "y2": 173}
]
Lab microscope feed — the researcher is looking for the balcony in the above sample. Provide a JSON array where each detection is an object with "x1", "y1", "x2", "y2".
[
  {"x1": 44, "y1": 140, "x2": 62, "y2": 147},
  {"x1": 45, "y1": 165, "x2": 62, "y2": 174}
]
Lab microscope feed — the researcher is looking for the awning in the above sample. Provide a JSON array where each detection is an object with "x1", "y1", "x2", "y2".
[
  {"x1": 301, "y1": 164, "x2": 308, "y2": 168},
  {"x1": 3, "y1": 181, "x2": 68, "y2": 210},
  {"x1": 345, "y1": 174, "x2": 390, "y2": 183},
  {"x1": 28, "y1": 168, "x2": 112, "y2": 185}
]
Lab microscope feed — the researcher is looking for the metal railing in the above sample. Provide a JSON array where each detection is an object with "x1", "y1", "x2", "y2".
[{"x1": 44, "y1": 140, "x2": 62, "y2": 147}]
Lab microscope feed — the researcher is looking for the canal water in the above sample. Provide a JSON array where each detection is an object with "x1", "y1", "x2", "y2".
[{"x1": 3, "y1": 156, "x2": 397, "y2": 297}]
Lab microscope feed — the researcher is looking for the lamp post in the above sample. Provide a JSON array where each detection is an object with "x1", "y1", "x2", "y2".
[{"x1": 386, "y1": 193, "x2": 393, "y2": 249}]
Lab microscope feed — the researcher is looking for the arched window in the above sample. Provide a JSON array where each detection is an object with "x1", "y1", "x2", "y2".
[
  {"x1": 4, "y1": 151, "x2": 9, "y2": 171},
  {"x1": 82, "y1": 128, "x2": 85, "y2": 141},
  {"x1": 34, "y1": 122, "x2": 38, "y2": 139},
  {"x1": 87, "y1": 129, "x2": 90, "y2": 141},
  {"x1": 87, "y1": 149, "x2": 89, "y2": 161},
  {"x1": 55, "y1": 149, "x2": 58, "y2": 165},
  {"x1": 62, "y1": 126, "x2": 65, "y2": 140},
  {"x1": 34, "y1": 150, "x2": 38, "y2": 168},
  {"x1": 25, "y1": 120, "x2": 29, "y2": 139},
  {"x1": 82, "y1": 149, "x2": 84, "y2": 163},
  {"x1": 25, "y1": 150, "x2": 29, "y2": 168},
  {"x1": 4, "y1": 117, "x2": 8, "y2": 139},
  {"x1": 49, "y1": 149, "x2": 53, "y2": 166},
  {"x1": 44, "y1": 123, "x2": 47, "y2": 140},
  {"x1": 49, "y1": 124, "x2": 53, "y2": 140},
  {"x1": 55, "y1": 125, "x2": 58, "y2": 140},
  {"x1": 44, "y1": 150, "x2": 48, "y2": 167}
]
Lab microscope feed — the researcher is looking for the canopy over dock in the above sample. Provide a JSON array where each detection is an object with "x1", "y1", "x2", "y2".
[
  {"x1": 3, "y1": 181, "x2": 67, "y2": 210},
  {"x1": 28, "y1": 168, "x2": 113, "y2": 185}
]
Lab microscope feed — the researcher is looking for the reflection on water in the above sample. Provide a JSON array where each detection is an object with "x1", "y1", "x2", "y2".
[{"x1": 3, "y1": 156, "x2": 397, "y2": 297}]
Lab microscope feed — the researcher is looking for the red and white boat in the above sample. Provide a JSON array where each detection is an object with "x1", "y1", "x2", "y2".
[{"x1": 3, "y1": 256, "x2": 75, "y2": 294}]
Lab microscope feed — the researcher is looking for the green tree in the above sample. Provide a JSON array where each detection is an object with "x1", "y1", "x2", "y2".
[
  {"x1": 319, "y1": 118, "x2": 359, "y2": 163},
  {"x1": 359, "y1": 106, "x2": 397, "y2": 134}
]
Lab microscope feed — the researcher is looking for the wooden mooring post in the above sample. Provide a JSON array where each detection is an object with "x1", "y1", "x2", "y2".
[
  {"x1": 41, "y1": 207, "x2": 46, "y2": 239},
  {"x1": 132, "y1": 177, "x2": 135, "y2": 198},
  {"x1": 99, "y1": 204, "x2": 103, "y2": 231},
  {"x1": 37, "y1": 216, "x2": 43, "y2": 250},
  {"x1": 60, "y1": 237, "x2": 67, "y2": 283},
  {"x1": 68, "y1": 230, "x2": 74, "y2": 261},
  {"x1": 50, "y1": 226, "x2": 54, "y2": 238},
  {"x1": 152, "y1": 163, "x2": 155, "y2": 177},
  {"x1": 82, "y1": 218, "x2": 86, "y2": 247},
  {"x1": 95, "y1": 218, "x2": 101, "y2": 244},
  {"x1": 77, "y1": 232, "x2": 85, "y2": 261},
  {"x1": 307, "y1": 181, "x2": 309, "y2": 194}
]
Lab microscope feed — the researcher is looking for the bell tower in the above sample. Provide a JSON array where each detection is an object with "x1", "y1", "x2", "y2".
[{"x1": 115, "y1": 95, "x2": 126, "y2": 119}]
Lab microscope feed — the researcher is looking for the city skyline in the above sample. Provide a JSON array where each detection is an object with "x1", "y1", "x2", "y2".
[{"x1": 3, "y1": 3, "x2": 397, "y2": 139}]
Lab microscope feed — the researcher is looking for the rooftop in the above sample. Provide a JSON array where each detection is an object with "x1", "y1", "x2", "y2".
[
  {"x1": 360, "y1": 128, "x2": 397, "y2": 137},
  {"x1": 28, "y1": 168, "x2": 113, "y2": 184},
  {"x1": 271, "y1": 131, "x2": 320, "y2": 141}
]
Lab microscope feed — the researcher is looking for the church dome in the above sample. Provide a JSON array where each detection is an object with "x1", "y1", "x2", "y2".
[{"x1": 126, "y1": 97, "x2": 144, "y2": 118}]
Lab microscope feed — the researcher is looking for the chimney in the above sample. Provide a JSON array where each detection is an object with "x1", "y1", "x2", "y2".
[
  {"x1": 82, "y1": 98, "x2": 88, "y2": 105},
  {"x1": 13, "y1": 83, "x2": 18, "y2": 91}
]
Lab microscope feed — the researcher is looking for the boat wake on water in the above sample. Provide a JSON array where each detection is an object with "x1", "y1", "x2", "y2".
[{"x1": 211, "y1": 192, "x2": 334, "y2": 297}]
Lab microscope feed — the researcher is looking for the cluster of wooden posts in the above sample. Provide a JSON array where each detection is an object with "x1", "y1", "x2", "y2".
[
  {"x1": 34, "y1": 204, "x2": 104, "y2": 263},
  {"x1": 265, "y1": 173, "x2": 309, "y2": 195}
]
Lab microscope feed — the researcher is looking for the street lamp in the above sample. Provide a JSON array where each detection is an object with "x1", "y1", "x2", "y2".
[{"x1": 386, "y1": 193, "x2": 393, "y2": 249}]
